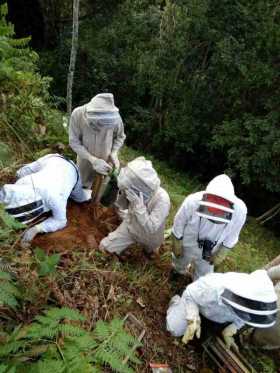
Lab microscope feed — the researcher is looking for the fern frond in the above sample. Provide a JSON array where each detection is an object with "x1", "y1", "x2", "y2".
[
  {"x1": 29, "y1": 359, "x2": 64, "y2": 373},
  {"x1": 57, "y1": 324, "x2": 86, "y2": 337},
  {"x1": 0, "y1": 286, "x2": 18, "y2": 308},
  {"x1": 43, "y1": 307, "x2": 85, "y2": 322},
  {"x1": 0, "y1": 340, "x2": 25, "y2": 357},
  {"x1": 93, "y1": 320, "x2": 111, "y2": 341},
  {"x1": 0, "y1": 271, "x2": 11, "y2": 281}
]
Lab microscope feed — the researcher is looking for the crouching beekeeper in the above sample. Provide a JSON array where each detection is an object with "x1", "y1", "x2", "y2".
[
  {"x1": 171, "y1": 174, "x2": 247, "y2": 279},
  {"x1": 166, "y1": 269, "x2": 278, "y2": 349},
  {"x1": 99, "y1": 157, "x2": 170, "y2": 256},
  {"x1": 0, "y1": 154, "x2": 91, "y2": 245}
]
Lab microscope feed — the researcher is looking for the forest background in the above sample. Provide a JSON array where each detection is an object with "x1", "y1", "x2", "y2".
[{"x1": 4, "y1": 0, "x2": 280, "y2": 220}]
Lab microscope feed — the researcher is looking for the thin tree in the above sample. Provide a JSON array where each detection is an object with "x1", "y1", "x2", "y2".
[{"x1": 67, "y1": 0, "x2": 80, "y2": 119}]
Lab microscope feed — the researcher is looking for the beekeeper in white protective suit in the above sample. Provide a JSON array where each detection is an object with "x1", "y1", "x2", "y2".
[
  {"x1": 0, "y1": 154, "x2": 91, "y2": 245},
  {"x1": 69, "y1": 93, "x2": 126, "y2": 188},
  {"x1": 241, "y1": 265, "x2": 280, "y2": 350},
  {"x1": 171, "y1": 174, "x2": 247, "y2": 280},
  {"x1": 166, "y1": 269, "x2": 278, "y2": 349},
  {"x1": 99, "y1": 157, "x2": 171, "y2": 256}
]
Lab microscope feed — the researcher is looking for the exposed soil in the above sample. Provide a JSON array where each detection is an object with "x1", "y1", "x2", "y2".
[{"x1": 33, "y1": 201, "x2": 120, "y2": 253}]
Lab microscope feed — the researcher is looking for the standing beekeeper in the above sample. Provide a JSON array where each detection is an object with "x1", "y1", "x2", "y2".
[
  {"x1": 0, "y1": 154, "x2": 91, "y2": 245},
  {"x1": 99, "y1": 157, "x2": 170, "y2": 257},
  {"x1": 171, "y1": 174, "x2": 247, "y2": 279},
  {"x1": 166, "y1": 269, "x2": 278, "y2": 349},
  {"x1": 69, "y1": 93, "x2": 126, "y2": 189}
]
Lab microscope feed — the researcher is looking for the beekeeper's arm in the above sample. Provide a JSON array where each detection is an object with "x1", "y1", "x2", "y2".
[
  {"x1": 171, "y1": 197, "x2": 192, "y2": 255},
  {"x1": 109, "y1": 118, "x2": 126, "y2": 169},
  {"x1": 180, "y1": 285, "x2": 201, "y2": 344},
  {"x1": 16, "y1": 154, "x2": 57, "y2": 179},
  {"x1": 16, "y1": 160, "x2": 42, "y2": 179},
  {"x1": 212, "y1": 203, "x2": 247, "y2": 265},
  {"x1": 21, "y1": 198, "x2": 67, "y2": 245},
  {"x1": 126, "y1": 190, "x2": 170, "y2": 234},
  {"x1": 69, "y1": 109, "x2": 96, "y2": 163},
  {"x1": 69, "y1": 110, "x2": 111, "y2": 175}
]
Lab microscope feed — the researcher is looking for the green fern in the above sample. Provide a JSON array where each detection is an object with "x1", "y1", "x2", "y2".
[
  {"x1": 0, "y1": 270, "x2": 20, "y2": 308},
  {"x1": 0, "y1": 307, "x2": 142, "y2": 372}
]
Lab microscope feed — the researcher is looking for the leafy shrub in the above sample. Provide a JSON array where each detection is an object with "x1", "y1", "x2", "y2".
[{"x1": 0, "y1": 3, "x2": 65, "y2": 160}]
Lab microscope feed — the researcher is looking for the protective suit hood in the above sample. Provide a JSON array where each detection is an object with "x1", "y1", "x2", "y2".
[
  {"x1": 204, "y1": 174, "x2": 235, "y2": 202},
  {"x1": 221, "y1": 270, "x2": 278, "y2": 328},
  {"x1": 118, "y1": 157, "x2": 160, "y2": 195}
]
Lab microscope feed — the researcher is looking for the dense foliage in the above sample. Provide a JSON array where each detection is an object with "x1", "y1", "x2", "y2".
[
  {"x1": 39, "y1": 0, "x2": 280, "y2": 194},
  {"x1": 0, "y1": 3, "x2": 65, "y2": 161}
]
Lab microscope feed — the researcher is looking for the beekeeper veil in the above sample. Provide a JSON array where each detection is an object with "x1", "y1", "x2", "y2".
[
  {"x1": 85, "y1": 93, "x2": 122, "y2": 131},
  {"x1": 197, "y1": 174, "x2": 235, "y2": 224},
  {"x1": 221, "y1": 270, "x2": 278, "y2": 328},
  {"x1": 0, "y1": 184, "x2": 44, "y2": 224},
  {"x1": 117, "y1": 157, "x2": 160, "y2": 204}
]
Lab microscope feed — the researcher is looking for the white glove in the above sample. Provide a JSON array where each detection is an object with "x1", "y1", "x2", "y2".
[
  {"x1": 125, "y1": 189, "x2": 144, "y2": 209},
  {"x1": 109, "y1": 152, "x2": 120, "y2": 169},
  {"x1": 92, "y1": 158, "x2": 112, "y2": 176},
  {"x1": 182, "y1": 315, "x2": 201, "y2": 344},
  {"x1": 21, "y1": 225, "x2": 41, "y2": 246},
  {"x1": 222, "y1": 323, "x2": 239, "y2": 350},
  {"x1": 172, "y1": 234, "x2": 183, "y2": 257}
]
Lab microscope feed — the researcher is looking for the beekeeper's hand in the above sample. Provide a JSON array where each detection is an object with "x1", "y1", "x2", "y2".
[
  {"x1": 109, "y1": 151, "x2": 120, "y2": 169},
  {"x1": 125, "y1": 189, "x2": 144, "y2": 209},
  {"x1": 92, "y1": 158, "x2": 112, "y2": 175},
  {"x1": 222, "y1": 323, "x2": 239, "y2": 350},
  {"x1": 21, "y1": 225, "x2": 41, "y2": 247},
  {"x1": 182, "y1": 315, "x2": 201, "y2": 344},
  {"x1": 172, "y1": 234, "x2": 183, "y2": 257}
]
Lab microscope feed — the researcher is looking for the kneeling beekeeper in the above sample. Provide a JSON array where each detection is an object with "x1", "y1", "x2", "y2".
[
  {"x1": 99, "y1": 157, "x2": 171, "y2": 256},
  {"x1": 171, "y1": 174, "x2": 247, "y2": 279},
  {"x1": 166, "y1": 269, "x2": 278, "y2": 349},
  {"x1": 0, "y1": 154, "x2": 91, "y2": 245}
]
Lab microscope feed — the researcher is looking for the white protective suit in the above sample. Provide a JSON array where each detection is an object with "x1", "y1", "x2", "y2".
[
  {"x1": 172, "y1": 175, "x2": 247, "y2": 279},
  {"x1": 99, "y1": 157, "x2": 171, "y2": 255},
  {"x1": 0, "y1": 154, "x2": 91, "y2": 235},
  {"x1": 166, "y1": 270, "x2": 278, "y2": 338},
  {"x1": 69, "y1": 93, "x2": 126, "y2": 188}
]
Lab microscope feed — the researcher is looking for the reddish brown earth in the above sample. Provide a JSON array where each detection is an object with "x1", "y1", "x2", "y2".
[{"x1": 33, "y1": 201, "x2": 120, "y2": 253}]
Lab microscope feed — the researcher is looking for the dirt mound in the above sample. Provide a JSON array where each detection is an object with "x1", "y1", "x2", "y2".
[{"x1": 33, "y1": 201, "x2": 120, "y2": 253}]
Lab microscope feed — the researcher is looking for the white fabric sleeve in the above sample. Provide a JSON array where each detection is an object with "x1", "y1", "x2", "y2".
[
  {"x1": 111, "y1": 118, "x2": 126, "y2": 153},
  {"x1": 39, "y1": 198, "x2": 67, "y2": 233},
  {"x1": 181, "y1": 287, "x2": 200, "y2": 321},
  {"x1": 69, "y1": 110, "x2": 96, "y2": 163},
  {"x1": 223, "y1": 203, "x2": 247, "y2": 248},
  {"x1": 172, "y1": 197, "x2": 192, "y2": 239},
  {"x1": 16, "y1": 160, "x2": 42, "y2": 179},
  {"x1": 133, "y1": 195, "x2": 170, "y2": 234}
]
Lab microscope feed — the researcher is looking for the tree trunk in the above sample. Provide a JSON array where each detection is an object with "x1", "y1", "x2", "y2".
[{"x1": 67, "y1": 0, "x2": 80, "y2": 119}]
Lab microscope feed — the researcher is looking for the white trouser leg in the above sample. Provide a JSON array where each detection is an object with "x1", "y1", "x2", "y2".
[
  {"x1": 99, "y1": 222, "x2": 135, "y2": 255},
  {"x1": 172, "y1": 243, "x2": 213, "y2": 279},
  {"x1": 166, "y1": 295, "x2": 188, "y2": 337}
]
